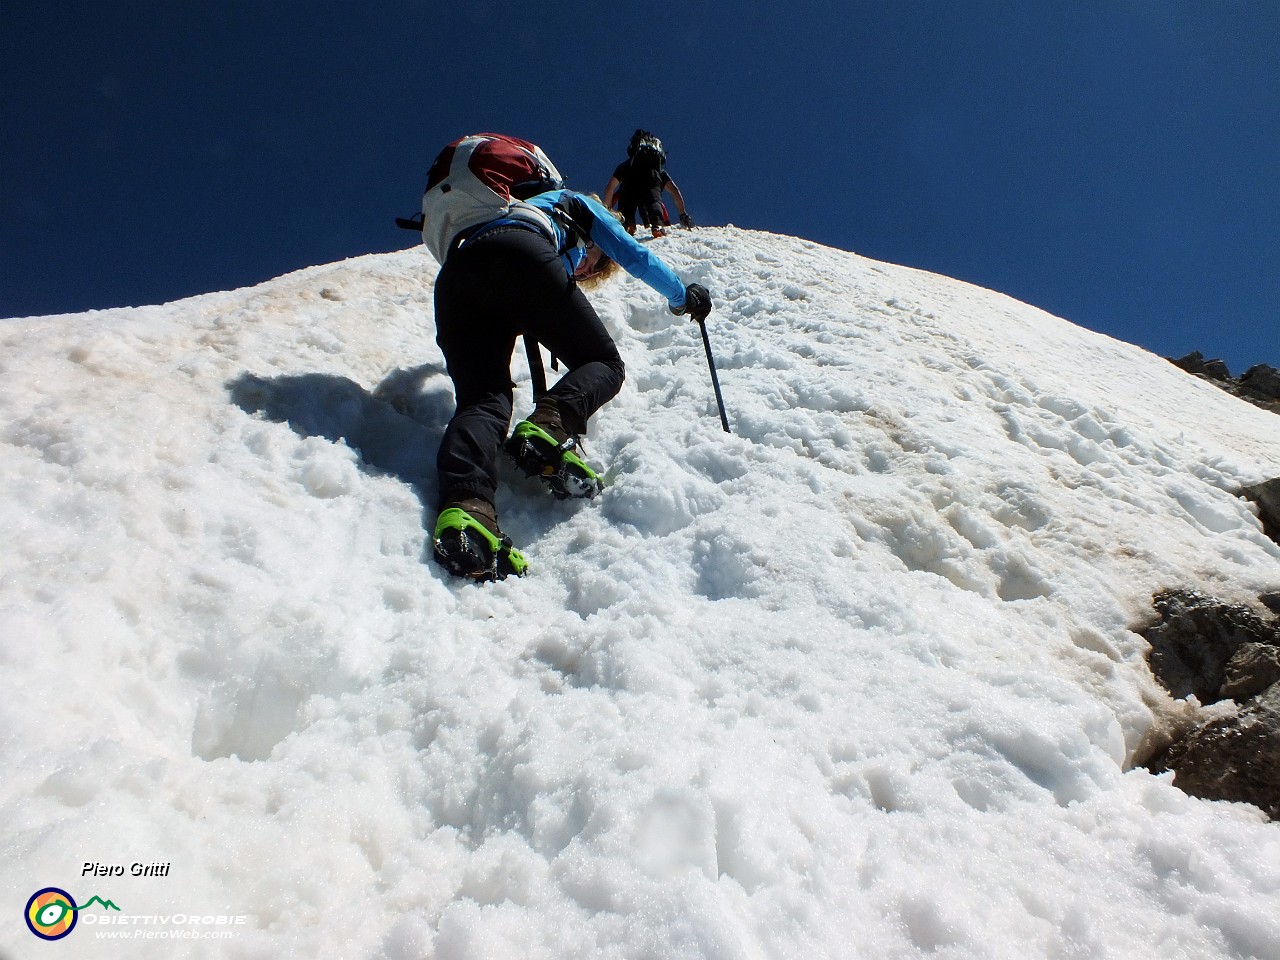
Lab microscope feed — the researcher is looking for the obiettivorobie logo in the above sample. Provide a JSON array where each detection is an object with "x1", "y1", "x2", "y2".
[
  {"x1": 25, "y1": 885, "x2": 248, "y2": 943},
  {"x1": 25, "y1": 887, "x2": 121, "y2": 940}
]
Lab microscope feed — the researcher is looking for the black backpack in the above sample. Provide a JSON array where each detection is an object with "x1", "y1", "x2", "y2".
[{"x1": 627, "y1": 129, "x2": 666, "y2": 170}]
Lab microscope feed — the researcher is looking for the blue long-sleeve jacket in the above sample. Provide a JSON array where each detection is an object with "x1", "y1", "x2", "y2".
[{"x1": 520, "y1": 190, "x2": 688, "y2": 311}]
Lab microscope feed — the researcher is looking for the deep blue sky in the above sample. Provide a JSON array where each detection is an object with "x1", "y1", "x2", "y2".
[{"x1": 4, "y1": 2, "x2": 1278, "y2": 374}]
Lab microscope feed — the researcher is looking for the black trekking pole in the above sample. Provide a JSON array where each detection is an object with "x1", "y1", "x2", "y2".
[{"x1": 696, "y1": 318, "x2": 732, "y2": 433}]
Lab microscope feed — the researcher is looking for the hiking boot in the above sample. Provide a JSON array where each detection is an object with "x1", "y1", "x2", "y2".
[
  {"x1": 504, "y1": 402, "x2": 604, "y2": 500},
  {"x1": 432, "y1": 496, "x2": 528, "y2": 581}
]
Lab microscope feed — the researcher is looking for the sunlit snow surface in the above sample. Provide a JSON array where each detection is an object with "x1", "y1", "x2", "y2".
[{"x1": 3, "y1": 228, "x2": 1279, "y2": 958}]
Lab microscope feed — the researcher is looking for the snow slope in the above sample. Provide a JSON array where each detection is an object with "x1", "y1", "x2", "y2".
[{"x1": 3, "y1": 227, "x2": 1279, "y2": 958}]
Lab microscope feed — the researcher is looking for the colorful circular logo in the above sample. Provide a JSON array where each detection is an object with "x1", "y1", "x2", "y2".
[{"x1": 26, "y1": 888, "x2": 78, "y2": 940}]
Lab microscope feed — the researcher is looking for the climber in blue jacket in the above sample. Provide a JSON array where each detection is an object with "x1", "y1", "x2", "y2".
[{"x1": 431, "y1": 188, "x2": 712, "y2": 582}]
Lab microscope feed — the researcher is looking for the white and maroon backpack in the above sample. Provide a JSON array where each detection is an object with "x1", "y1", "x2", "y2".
[{"x1": 417, "y1": 133, "x2": 565, "y2": 263}]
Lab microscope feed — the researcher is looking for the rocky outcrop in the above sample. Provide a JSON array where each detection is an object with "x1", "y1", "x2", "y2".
[
  {"x1": 1142, "y1": 590, "x2": 1280, "y2": 820},
  {"x1": 1169, "y1": 352, "x2": 1280, "y2": 413},
  {"x1": 1114, "y1": 353, "x2": 1280, "y2": 815},
  {"x1": 1161, "y1": 684, "x2": 1280, "y2": 820},
  {"x1": 1242, "y1": 478, "x2": 1280, "y2": 543}
]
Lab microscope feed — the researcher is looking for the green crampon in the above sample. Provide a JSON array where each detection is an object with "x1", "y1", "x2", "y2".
[{"x1": 432, "y1": 507, "x2": 528, "y2": 581}]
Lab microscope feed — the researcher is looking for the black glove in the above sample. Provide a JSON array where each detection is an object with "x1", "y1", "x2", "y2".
[
  {"x1": 679, "y1": 212, "x2": 695, "y2": 229},
  {"x1": 671, "y1": 283, "x2": 712, "y2": 322}
]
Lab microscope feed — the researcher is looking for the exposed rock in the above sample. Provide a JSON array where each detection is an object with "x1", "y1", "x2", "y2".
[
  {"x1": 1143, "y1": 589, "x2": 1278, "y2": 703},
  {"x1": 1141, "y1": 589, "x2": 1280, "y2": 820},
  {"x1": 1221, "y1": 643, "x2": 1280, "y2": 701},
  {"x1": 1240, "y1": 363, "x2": 1280, "y2": 403},
  {"x1": 1135, "y1": 354, "x2": 1280, "y2": 816},
  {"x1": 1242, "y1": 478, "x2": 1280, "y2": 544},
  {"x1": 1172, "y1": 350, "x2": 1233, "y2": 382},
  {"x1": 1169, "y1": 352, "x2": 1280, "y2": 414},
  {"x1": 1158, "y1": 684, "x2": 1280, "y2": 820}
]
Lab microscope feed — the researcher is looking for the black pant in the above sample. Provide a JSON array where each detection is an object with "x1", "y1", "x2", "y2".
[
  {"x1": 432, "y1": 226, "x2": 625, "y2": 509},
  {"x1": 618, "y1": 188, "x2": 667, "y2": 231}
]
